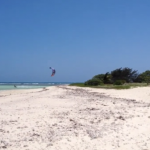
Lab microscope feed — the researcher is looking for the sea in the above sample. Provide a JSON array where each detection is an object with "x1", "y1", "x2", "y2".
[{"x1": 0, "y1": 82, "x2": 72, "y2": 91}]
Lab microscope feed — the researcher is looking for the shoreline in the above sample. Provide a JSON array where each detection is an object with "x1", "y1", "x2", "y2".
[
  {"x1": 0, "y1": 83, "x2": 71, "y2": 91},
  {"x1": 0, "y1": 85, "x2": 150, "y2": 150}
]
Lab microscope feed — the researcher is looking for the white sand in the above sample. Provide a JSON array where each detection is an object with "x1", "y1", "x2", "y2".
[{"x1": 0, "y1": 85, "x2": 150, "y2": 150}]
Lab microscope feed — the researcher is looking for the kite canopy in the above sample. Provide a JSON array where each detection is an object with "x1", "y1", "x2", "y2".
[{"x1": 49, "y1": 67, "x2": 56, "y2": 77}]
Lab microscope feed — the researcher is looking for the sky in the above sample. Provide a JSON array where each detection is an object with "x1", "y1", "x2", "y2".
[{"x1": 0, "y1": 0, "x2": 150, "y2": 82}]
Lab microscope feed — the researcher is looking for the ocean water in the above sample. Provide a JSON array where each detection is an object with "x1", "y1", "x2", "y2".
[{"x1": 0, "y1": 82, "x2": 72, "y2": 91}]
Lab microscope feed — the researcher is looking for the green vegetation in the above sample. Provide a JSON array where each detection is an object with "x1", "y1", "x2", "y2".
[
  {"x1": 70, "y1": 68, "x2": 150, "y2": 89},
  {"x1": 85, "y1": 78, "x2": 103, "y2": 86},
  {"x1": 113, "y1": 80, "x2": 124, "y2": 85},
  {"x1": 70, "y1": 83, "x2": 86, "y2": 87}
]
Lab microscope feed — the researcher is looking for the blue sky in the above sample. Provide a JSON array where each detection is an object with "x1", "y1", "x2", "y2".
[{"x1": 0, "y1": 0, "x2": 150, "y2": 82}]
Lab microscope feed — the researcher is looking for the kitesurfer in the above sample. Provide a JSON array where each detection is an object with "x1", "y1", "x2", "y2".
[{"x1": 49, "y1": 67, "x2": 56, "y2": 76}]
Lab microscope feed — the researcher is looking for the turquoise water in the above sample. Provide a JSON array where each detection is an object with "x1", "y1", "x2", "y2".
[
  {"x1": 0, "y1": 85, "x2": 49, "y2": 90},
  {"x1": 0, "y1": 82, "x2": 71, "y2": 90}
]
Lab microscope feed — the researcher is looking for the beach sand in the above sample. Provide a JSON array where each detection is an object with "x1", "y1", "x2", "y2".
[{"x1": 0, "y1": 85, "x2": 150, "y2": 150}]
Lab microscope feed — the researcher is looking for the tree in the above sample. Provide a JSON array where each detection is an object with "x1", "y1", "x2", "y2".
[
  {"x1": 145, "y1": 76, "x2": 150, "y2": 85},
  {"x1": 111, "y1": 67, "x2": 139, "y2": 83},
  {"x1": 103, "y1": 72, "x2": 112, "y2": 84},
  {"x1": 136, "y1": 70, "x2": 150, "y2": 84}
]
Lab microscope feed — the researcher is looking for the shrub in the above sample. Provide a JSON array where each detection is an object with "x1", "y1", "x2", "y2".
[
  {"x1": 70, "y1": 83, "x2": 85, "y2": 87},
  {"x1": 84, "y1": 78, "x2": 102, "y2": 86},
  {"x1": 121, "y1": 80, "x2": 126, "y2": 84},
  {"x1": 113, "y1": 80, "x2": 123, "y2": 85},
  {"x1": 92, "y1": 74, "x2": 105, "y2": 82}
]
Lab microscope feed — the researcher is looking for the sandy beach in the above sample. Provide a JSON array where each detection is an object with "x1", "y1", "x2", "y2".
[{"x1": 0, "y1": 85, "x2": 150, "y2": 150}]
